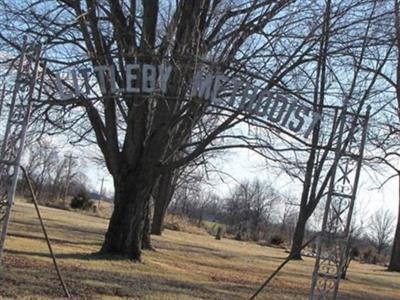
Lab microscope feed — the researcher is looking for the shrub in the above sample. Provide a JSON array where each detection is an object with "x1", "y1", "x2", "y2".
[
  {"x1": 70, "y1": 188, "x2": 93, "y2": 210},
  {"x1": 270, "y1": 234, "x2": 285, "y2": 246}
]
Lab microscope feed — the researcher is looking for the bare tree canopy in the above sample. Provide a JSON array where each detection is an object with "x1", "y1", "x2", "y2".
[
  {"x1": 0, "y1": 0, "x2": 325, "y2": 260},
  {"x1": 370, "y1": 209, "x2": 395, "y2": 255}
]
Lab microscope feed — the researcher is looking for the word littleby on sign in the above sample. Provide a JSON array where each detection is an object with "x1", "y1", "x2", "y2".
[{"x1": 55, "y1": 63, "x2": 321, "y2": 138}]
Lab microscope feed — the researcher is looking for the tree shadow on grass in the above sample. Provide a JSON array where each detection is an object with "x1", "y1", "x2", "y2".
[
  {"x1": 371, "y1": 268, "x2": 400, "y2": 274},
  {"x1": 11, "y1": 219, "x2": 106, "y2": 237},
  {"x1": 4, "y1": 249, "x2": 133, "y2": 262},
  {"x1": 338, "y1": 291, "x2": 400, "y2": 300},
  {"x1": 2, "y1": 252, "x2": 247, "y2": 300},
  {"x1": 344, "y1": 274, "x2": 400, "y2": 291},
  {"x1": 7, "y1": 232, "x2": 103, "y2": 247},
  {"x1": 5, "y1": 249, "x2": 394, "y2": 300}
]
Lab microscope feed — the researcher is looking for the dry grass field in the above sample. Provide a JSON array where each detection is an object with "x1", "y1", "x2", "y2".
[{"x1": 0, "y1": 201, "x2": 399, "y2": 299}]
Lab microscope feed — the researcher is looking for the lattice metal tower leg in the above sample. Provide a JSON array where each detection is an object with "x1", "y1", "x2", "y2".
[
  {"x1": 0, "y1": 39, "x2": 42, "y2": 262},
  {"x1": 309, "y1": 106, "x2": 370, "y2": 300}
]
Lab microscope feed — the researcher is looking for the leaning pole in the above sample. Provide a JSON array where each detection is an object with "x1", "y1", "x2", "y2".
[{"x1": 0, "y1": 38, "x2": 43, "y2": 262}]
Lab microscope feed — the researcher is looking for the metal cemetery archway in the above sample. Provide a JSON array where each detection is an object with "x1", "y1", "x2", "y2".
[{"x1": 0, "y1": 39, "x2": 371, "y2": 300}]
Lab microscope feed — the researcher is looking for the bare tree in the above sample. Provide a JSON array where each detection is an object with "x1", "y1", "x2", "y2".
[
  {"x1": 167, "y1": 167, "x2": 203, "y2": 216},
  {"x1": 0, "y1": 0, "x2": 325, "y2": 260},
  {"x1": 151, "y1": 157, "x2": 210, "y2": 235},
  {"x1": 360, "y1": 0, "x2": 400, "y2": 271},
  {"x1": 369, "y1": 209, "x2": 395, "y2": 255},
  {"x1": 279, "y1": 198, "x2": 298, "y2": 246},
  {"x1": 224, "y1": 179, "x2": 278, "y2": 241},
  {"x1": 341, "y1": 205, "x2": 366, "y2": 279},
  {"x1": 20, "y1": 139, "x2": 83, "y2": 204},
  {"x1": 255, "y1": 0, "x2": 394, "y2": 259}
]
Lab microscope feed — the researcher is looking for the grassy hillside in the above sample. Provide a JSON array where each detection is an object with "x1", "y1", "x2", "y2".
[{"x1": 1, "y1": 202, "x2": 399, "y2": 299}]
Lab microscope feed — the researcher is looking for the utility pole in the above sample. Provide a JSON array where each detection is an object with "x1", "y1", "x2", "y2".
[{"x1": 62, "y1": 154, "x2": 77, "y2": 207}]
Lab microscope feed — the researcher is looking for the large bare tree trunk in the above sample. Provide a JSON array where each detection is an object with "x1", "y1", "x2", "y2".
[
  {"x1": 100, "y1": 167, "x2": 156, "y2": 261},
  {"x1": 389, "y1": 174, "x2": 400, "y2": 271},
  {"x1": 151, "y1": 171, "x2": 175, "y2": 235}
]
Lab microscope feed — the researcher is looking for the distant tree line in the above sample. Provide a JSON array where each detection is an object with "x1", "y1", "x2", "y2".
[
  {"x1": 168, "y1": 175, "x2": 396, "y2": 267},
  {"x1": 16, "y1": 139, "x2": 88, "y2": 207}
]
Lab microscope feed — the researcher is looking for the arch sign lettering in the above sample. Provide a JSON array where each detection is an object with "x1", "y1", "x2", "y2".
[{"x1": 55, "y1": 62, "x2": 321, "y2": 139}]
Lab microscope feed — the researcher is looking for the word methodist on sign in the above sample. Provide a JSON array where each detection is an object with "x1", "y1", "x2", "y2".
[{"x1": 55, "y1": 63, "x2": 322, "y2": 139}]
